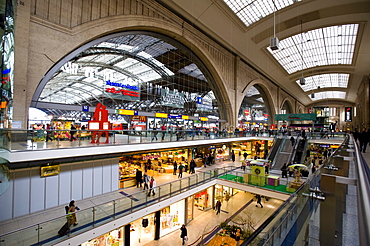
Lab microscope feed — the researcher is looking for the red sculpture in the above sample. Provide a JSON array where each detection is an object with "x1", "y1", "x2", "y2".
[{"x1": 88, "y1": 103, "x2": 111, "y2": 144}]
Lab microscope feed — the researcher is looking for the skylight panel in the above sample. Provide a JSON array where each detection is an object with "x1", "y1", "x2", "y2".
[
  {"x1": 296, "y1": 73, "x2": 349, "y2": 92},
  {"x1": 267, "y1": 24, "x2": 359, "y2": 74},
  {"x1": 310, "y1": 91, "x2": 346, "y2": 101},
  {"x1": 223, "y1": 0, "x2": 302, "y2": 27}
]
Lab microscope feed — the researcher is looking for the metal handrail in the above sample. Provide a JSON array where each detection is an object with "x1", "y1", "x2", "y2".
[
  {"x1": 352, "y1": 135, "x2": 370, "y2": 246},
  {"x1": 0, "y1": 167, "x2": 236, "y2": 245}
]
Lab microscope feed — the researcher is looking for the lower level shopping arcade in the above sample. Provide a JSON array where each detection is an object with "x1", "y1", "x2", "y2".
[{"x1": 74, "y1": 179, "x2": 289, "y2": 246}]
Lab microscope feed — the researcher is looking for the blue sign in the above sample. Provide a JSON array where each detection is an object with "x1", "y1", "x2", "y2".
[
  {"x1": 82, "y1": 106, "x2": 89, "y2": 112},
  {"x1": 169, "y1": 114, "x2": 182, "y2": 119},
  {"x1": 197, "y1": 97, "x2": 202, "y2": 104},
  {"x1": 134, "y1": 111, "x2": 139, "y2": 116}
]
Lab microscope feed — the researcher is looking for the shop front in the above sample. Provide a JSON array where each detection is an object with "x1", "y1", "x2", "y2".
[
  {"x1": 119, "y1": 149, "x2": 191, "y2": 188},
  {"x1": 81, "y1": 200, "x2": 185, "y2": 246}
]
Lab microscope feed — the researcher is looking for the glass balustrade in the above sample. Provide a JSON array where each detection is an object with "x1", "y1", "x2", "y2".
[{"x1": 0, "y1": 167, "x2": 234, "y2": 246}]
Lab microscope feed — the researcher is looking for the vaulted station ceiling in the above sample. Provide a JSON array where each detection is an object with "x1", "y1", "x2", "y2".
[{"x1": 159, "y1": 0, "x2": 370, "y2": 105}]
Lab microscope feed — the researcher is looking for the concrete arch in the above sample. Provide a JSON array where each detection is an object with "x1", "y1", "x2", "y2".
[
  {"x1": 238, "y1": 80, "x2": 276, "y2": 124},
  {"x1": 23, "y1": 15, "x2": 232, "y2": 123},
  {"x1": 280, "y1": 98, "x2": 295, "y2": 114}
]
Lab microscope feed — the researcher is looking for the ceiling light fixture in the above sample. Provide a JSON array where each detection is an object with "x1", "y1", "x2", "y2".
[{"x1": 270, "y1": 0, "x2": 279, "y2": 50}]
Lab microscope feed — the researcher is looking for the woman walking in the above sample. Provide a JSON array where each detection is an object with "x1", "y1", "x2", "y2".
[{"x1": 180, "y1": 224, "x2": 188, "y2": 245}]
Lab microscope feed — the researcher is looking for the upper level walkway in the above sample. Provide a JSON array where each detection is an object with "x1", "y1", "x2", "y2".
[
  {"x1": 0, "y1": 129, "x2": 346, "y2": 164},
  {"x1": 0, "y1": 157, "x2": 293, "y2": 246}
]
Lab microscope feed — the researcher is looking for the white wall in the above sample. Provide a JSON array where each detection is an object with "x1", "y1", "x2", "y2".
[{"x1": 0, "y1": 158, "x2": 119, "y2": 222}]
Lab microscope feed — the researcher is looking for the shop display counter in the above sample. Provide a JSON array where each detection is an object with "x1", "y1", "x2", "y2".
[
  {"x1": 119, "y1": 177, "x2": 136, "y2": 188},
  {"x1": 266, "y1": 175, "x2": 280, "y2": 186}
]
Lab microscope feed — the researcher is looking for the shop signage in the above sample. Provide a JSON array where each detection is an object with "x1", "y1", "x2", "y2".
[
  {"x1": 1, "y1": 88, "x2": 11, "y2": 102},
  {"x1": 199, "y1": 117, "x2": 208, "y2": 121},
  {"x1": 275, "y1": 113, "x2": 316, "y2": 121},
  {"x1": 40, "y1": 165, "x2": 60, "y2": 177},
  {"x1": 106, "y1": 80, "x2": 139, "y2": 91},
  {"x1": 345, "y1": 107, "x2": 352, "y2": 122},
  {"x1": 169, "y1": 114, "x2": 182, "y2": 119},
  {"x1": 161, "y1": 89, "x2": 185, "y2": 108},
  {"x1": 117, "y1": 109, "x2": 135, "y2": 115},
  {"x1": 132, "y1": 116, "x2": 146, "y2": 122},
  {"x1": 82, "y1": 106, "x2": 89, "y2": 112},
  {"x1": 196, "y1": 97, "x2": 213, "y2": 112},
  {"x1": 182, "y1": 115, "x2": 189, "y2": 120},
  {"x1": 142, "y1": 155, "x2": 161, "y2": 160},
  {"x1": 156, "y1": 113, "x2": 168, "y2": 118}
]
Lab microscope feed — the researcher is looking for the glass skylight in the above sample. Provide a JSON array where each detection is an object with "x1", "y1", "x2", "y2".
[
  {"x1": 310, "y1": 91, "x2": 346, "y2": 101},
  {"x1": 296, "y1": 73, "x2": 349, "y2": 92},
  {"x1": 267, "y1": 24, "x2": 359, "y2": 74},
  {"x1": 223, "y1": 0, "x2": 302, "y2": 27}
]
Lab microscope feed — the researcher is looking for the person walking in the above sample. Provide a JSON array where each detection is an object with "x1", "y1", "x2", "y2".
[
  {"x1": 66, "y1": 200, "x2": 80, "y2": 226},
  {"x1": 180, "y1": 224, "x2": 188, "y2": 245},
  {"x1": 178, "y1": 163, "x2": 184, "y2": 178},
  {"x1": 190, "y1": 159, "x2": 196, "y2": 174},
  {"x1": 280, "y1": 163, "x2": 288, "y2": 178},
  {"x1": 173, "y1": 161, "x2": 178, "y2": 175},
  {"x1": 45, "y1": 123, "x2": 53, "y2": 142},
  {"x1": 243, "y1": 152, "x2": 247, "y2": 160},
  {"x1": 358, "y1": 128, "x2": 369, "y2": 153},
  {"x1": 231, "y1": 150, "x2": 235, "y2": 163},
  {"x1": 135, "y1": 169, "x2": 143, "y2": 188},
  {"x1": 215, "y1": 200, "x2": 222, "y2": 215},
  {"x1": 161, "y1": 124, "x2": 166, "y2": 141},
  {"x1": 143, "y1": 172, "x2": 150, "y2": 190},
  {"x1": 255, "y1": 194, "x2": 263, "y2": 208},
  {"x1": 290, "y1": 136, "x2": 295, "y2": 146},
  {"x1": 151, "y1": 127, "x2": 158, "y2": 141},
  {"x1": 70, "y1": 124, "x2": 77, "y2": 141},
  {"x1": 147, "y1": 176, "x2": 156, "y2": 196}
]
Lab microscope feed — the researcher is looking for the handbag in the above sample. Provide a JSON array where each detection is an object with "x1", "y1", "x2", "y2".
[{"x1": 184, "y1": 236, "x2": 188, "y2": 241}]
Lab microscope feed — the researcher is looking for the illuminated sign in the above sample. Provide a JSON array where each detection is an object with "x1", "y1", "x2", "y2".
[
  {"x1": 169, "y1": 114, "x2": 182, "y2": 119},
  {"x1": 199, "y1": 117, "x2": 208, "y2": 121},
  {"x1": 118, "y1": 109, "x2": 135, "y2": 115},
  {"x1": 156, "y1": 113, "x2": 168, "y2": 118},
  {"x1": 106, "y1": 80, "x2": 139, "y2": 91},
  {"x1": 41, "y1": 165, "x2": 60, "y2": 177},
  {"x1": 161, "y1": 89, "x2": 185, "y2": 108},
  {"x1": 275, "y1": 113, "x2": 316, "y2": 121},
  {"x1": 345, "y1": 107, "x2": 352, "y2": 122},
  {"x1": 182, "y1": 115, "x2": 189, "y2": 120},
  {"x1": 196, "y1": 97, "x2": 213, "y2": 112}
]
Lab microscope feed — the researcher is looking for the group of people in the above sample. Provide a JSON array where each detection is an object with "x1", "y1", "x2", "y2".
[{"x1": 135, "y1": 169, "x2": 157, "y2": 196}]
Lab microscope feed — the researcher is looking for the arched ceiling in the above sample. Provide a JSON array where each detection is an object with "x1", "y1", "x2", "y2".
[{"x1": 159, "y1": 0, "x2": 370, "y2": 105}]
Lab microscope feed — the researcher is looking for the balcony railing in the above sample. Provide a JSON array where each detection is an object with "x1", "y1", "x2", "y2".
[{"x1": 0, "y1": 167, "x2": 235, "y2": 246}]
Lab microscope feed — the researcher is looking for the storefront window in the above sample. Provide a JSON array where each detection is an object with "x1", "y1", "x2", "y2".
[
  {"x1": 82, "y1": 228, "x2": 123, "y2": 246},
  {"x1": 194, "y1": 187, "x2": 213, "y2": 212},
  {"x1": 160, "y1": 200, "x2": 185, "y2": 236},
  {"x1": 187, "y1": 196, "x2": 194, "y2": 223}
]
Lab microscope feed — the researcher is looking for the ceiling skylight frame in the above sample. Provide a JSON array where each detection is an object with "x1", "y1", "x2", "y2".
[
  {"x1": 267, "y1": 24, "x2": 359, "y2": 74},
  {"x1": 223, "y1": 0, "x2": 302, "y2": 27},
  {"x1": 309, "y1": 91, "x2": 346, "y2": 101},
  {"x1": 296, "y1": 73, "x2": 350, "y2": 92}
]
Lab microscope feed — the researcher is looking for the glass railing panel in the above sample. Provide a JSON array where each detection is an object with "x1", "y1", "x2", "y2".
[
  {"x1": 170, "y1": 180, "x2": 181, "y2": 196},
  {"x1": 189, "y1": 175, "x2": 197, "y2": 187},
  {"x1": 38, "y1": 216, "x2": 73, "y2": 246},
  {"x1": 93, "y1": 202, "x2": 114, "y2": 227},
  {"x1": 131, "y1": 190, "x2": 150, "y2": 211},
  {"x1": 114, "y1": 197, "x2": 132, "y2": 217},
  {"x1": 0, "y1": 224, "x2": 39, "y2": 246},
  {"x1": 159, "y1": 183, "x2": 171, "y2": 200},
  {"x1": 180, "y1": 178, "x2": 190, "y2": 192}
]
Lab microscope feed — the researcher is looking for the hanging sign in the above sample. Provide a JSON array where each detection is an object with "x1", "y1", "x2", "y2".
[
  {"x1": 161, "y1": 89, "x2": 185, "y2": 108},
  {"x1": 275, "y1": 113, "x2": 316, "y2": 121},
  {"x1": 345, "y1": 107, "x2": 352, "y2": 122}
]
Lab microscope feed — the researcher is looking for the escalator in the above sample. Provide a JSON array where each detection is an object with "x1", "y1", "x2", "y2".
[
  {"x1": 267, "y1": 137, "x2": 283, "y2": 162},
  {"x1": 292, "y1": 138, "x2": 307, "y2": 164},
  {"x1": 271, "y1": 137, "x2": 294, "y2": 170}
]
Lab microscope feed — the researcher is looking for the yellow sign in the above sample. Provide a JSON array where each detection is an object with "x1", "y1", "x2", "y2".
[
  {"x1": 182, "y1": 115, "x2": 189, "y2": 120},
  {"x1": 155, "y1": 113, "x2": 168, "y2": 118},
  {"x1": 41, "y1": 165, "x2": 60, "y2": 177},
  {"x1": 118, "y1": 109, "x2": 135, "y2": 115},
  {"x1": 200, "y1": 117, "x2": 208, "y2": 121}
]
